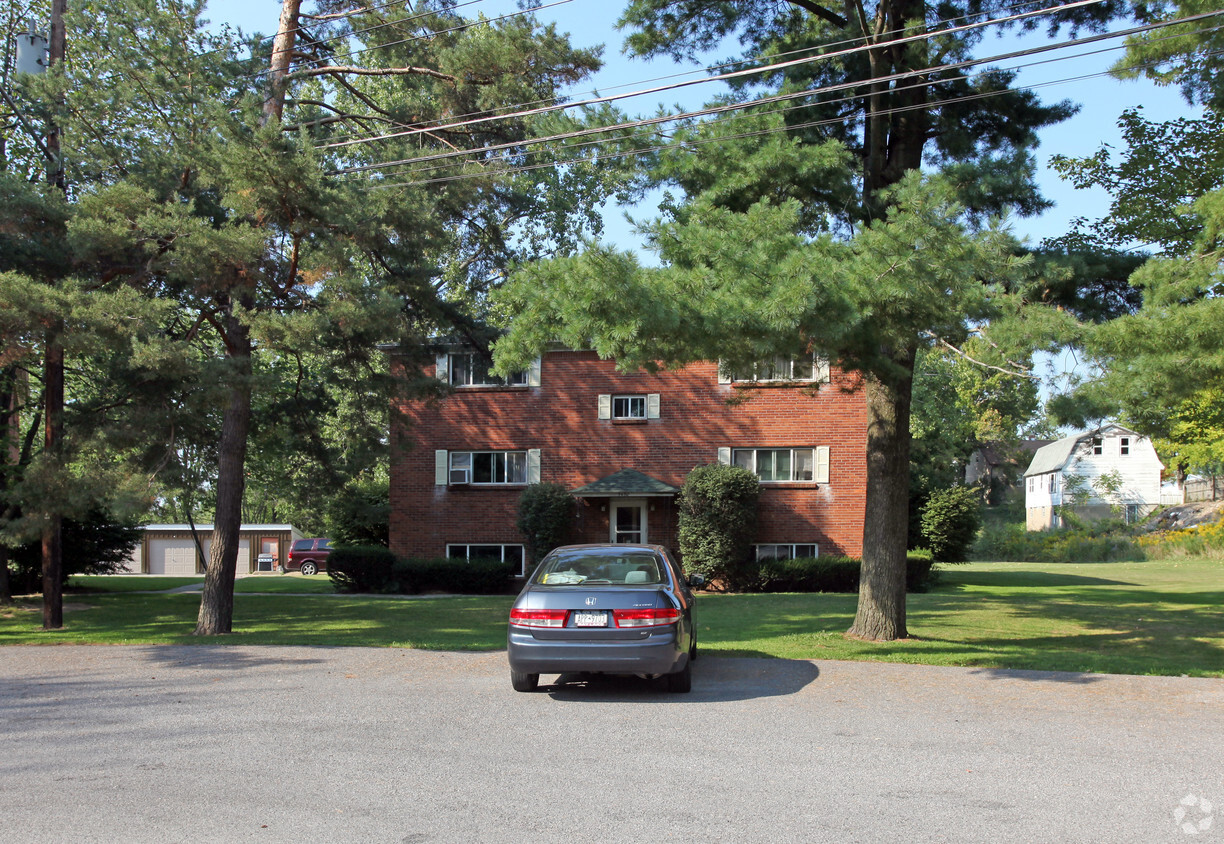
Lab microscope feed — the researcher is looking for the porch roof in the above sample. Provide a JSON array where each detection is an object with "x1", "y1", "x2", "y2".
[{"x1": 571, "y1": 469, "x2": 680, "y2": 498}]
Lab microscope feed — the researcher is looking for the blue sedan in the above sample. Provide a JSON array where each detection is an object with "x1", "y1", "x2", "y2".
[{"x1": 507, "y1": 544, "x2": 702, "y2": 693}]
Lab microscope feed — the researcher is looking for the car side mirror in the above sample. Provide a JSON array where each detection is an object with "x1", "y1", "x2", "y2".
[{"x1": 687, "y1": 574, "x2": 705, "y2": 588}]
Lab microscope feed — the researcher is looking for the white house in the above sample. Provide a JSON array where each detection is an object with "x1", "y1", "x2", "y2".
[{"x1": 1023, "y1": 424, "x2": 1164, "y2": 531}]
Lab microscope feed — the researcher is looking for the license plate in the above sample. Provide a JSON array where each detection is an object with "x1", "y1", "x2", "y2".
[{"x1": 573, "y1": 611, "x2": 608, "y2": 628}]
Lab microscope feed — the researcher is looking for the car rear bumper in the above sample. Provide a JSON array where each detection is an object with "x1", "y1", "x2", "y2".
[{"x1": 507, "y1": 628, "x2": 687, "y2": 676}]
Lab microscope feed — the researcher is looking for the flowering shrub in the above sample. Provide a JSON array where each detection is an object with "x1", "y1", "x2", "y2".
[{"x1": 1137, "y1": 518, "x2": 1224, "y2": 559}]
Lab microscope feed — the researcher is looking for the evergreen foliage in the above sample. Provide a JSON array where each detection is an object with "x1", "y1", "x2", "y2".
[
  {"x1": 324, "y1": 478, "x2": 391, "y2": 548},
  {"x1": 515, "y1": 483, "x2": 575, "y2": 563},
  {"x1": 918, "y1": 486, "x2": 983, "y2": 563},
  {"x1": 676, "y1": 463, "x2": 759, "y2": 588}
]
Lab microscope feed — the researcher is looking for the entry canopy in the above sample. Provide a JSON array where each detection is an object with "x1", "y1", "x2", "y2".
[{"x1": 571, "y1": 468, "x2": 680, "y2": 498}]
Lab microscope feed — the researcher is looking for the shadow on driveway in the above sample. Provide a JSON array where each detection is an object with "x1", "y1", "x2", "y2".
[{"x1": 541, "y1": 655, "x2": 819, "y2": 703}]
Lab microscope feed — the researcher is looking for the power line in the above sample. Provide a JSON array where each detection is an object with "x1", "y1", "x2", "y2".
[
  {"x1": 331, "y1": 8, "x2": 1223, "y2": 178},
  {"x1": 342, "y1": 27, "x2": 1221, "y2": 185},
  {"x1": 313, "y1": 0, "x2": 1071, "y2": 148},
  {"x1": 362, "y1": 45, "x2": 1224, "y2": 192},
  {"x1": 350, "y1": 30, "x2": 1219, "y2": 190},
  {"x1": 319, "y1": 0, "x2": 1109, "y2": 152}
]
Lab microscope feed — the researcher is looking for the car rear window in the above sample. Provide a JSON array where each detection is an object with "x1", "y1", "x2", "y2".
[
  {"x1": 534, "y1": 551, "x2": 664, "y2": 586},
  {"x1": 291, "y1": 539, "x2": 313, "y2": 551}
]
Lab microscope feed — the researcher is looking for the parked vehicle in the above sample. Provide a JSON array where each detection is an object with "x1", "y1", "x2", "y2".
[
  {"x1": 286, "y1": 538, "x2": 332, "y2": 576},
  {"x1": 507, "y1": 543, "x2": 702, "y2": 693}
]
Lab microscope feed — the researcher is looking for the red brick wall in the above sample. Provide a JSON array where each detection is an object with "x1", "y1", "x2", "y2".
[{"x1": 390, "y1": 351, "x2": 868, "y2": 563}]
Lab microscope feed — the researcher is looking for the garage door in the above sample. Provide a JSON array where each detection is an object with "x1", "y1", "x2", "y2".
[{"x1": 147, "y1": 538, "x2": 204, "y2": 576}]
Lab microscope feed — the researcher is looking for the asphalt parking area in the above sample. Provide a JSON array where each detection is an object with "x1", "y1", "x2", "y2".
[{"x1": 2, "y1": 646, "x2": 1220, "y2": 842}]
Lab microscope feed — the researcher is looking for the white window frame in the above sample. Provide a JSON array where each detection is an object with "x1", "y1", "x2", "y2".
[
  {"x1": 732, "y1": 447, "x2": 816, "y2": 482},
  {"x1": 754, "y1": 543, "x2": 819, "y2": 561},
  {"x1": 613, "y1": 395, "x2": 646, "y2": 420},
  {"x1": 1092, "y1": 437, "x2": 1103, "y2": 455},
  {"x1": 598, "y1": 393, "x2": 661, "y2": 421},
  {"x1": 445, "y1": 352, "x2": 527, "y2": 388},
  {"x1": 447, "y1": 543, "x2": 526, "y2": 577},
  {"x1": 1120, "y1": 437, "x2": 1131, "y2": 456},
  {"x1": 719, "y1": 354, "x2": 830, "y2": 384},
  {"x1": 449, "y1": 450, "x2": 528, "y2": 485}
]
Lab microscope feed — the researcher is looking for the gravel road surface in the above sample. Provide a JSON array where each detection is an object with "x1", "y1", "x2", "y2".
[{"x1": 2, "y1": 646, "x2": 1221, "y2": 843}]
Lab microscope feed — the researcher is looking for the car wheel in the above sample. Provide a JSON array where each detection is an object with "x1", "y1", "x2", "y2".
[
  {"x1": 666, "y1": 660, "x2": 692, "y2": 693},
  {"x1": 511, "y1": 669, "x2": 539, "y2": 692},
  {"x1": 300, "y1": 562, "x2": 317, "y2": 576}
]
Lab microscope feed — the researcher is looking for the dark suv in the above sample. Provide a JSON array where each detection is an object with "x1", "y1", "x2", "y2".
[{"x1": 286, "y1": 538, "x2": 332, "y2": 576}]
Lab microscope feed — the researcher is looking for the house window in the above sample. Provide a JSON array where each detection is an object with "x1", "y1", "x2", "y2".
[
  {"x1": 755, "y1": 543, "x2": 819, "y2": 561},
  {"x1": 447, "y1": 544, "x2": 526, "y2": 577},
  {"x1": 1051, "y1": 474, "x2": 1059, "y2": 494},
  {"x1": 1092, "y1": 437, "x2": 1103, "y2": 455},
  {"x1": 733, "y1": 448, "x2": 815, "y2": 482},
  {"x1": 1028, "y1": 477, "x2": 1034, "y2": 492},
  {"x1": 612, "y1": 395, "x2": 646, "y2": 420},
  {"x1": 726, "y1": 354, "x2": 824, "y2": 383},
  {"x1": 449, "y1": 352, "x2": 527, "y2": 388},
  {"x1": 1120, "y1": 437, "x2": 1130, "y2": 456},
  {"x1": 449, "y1": 450, "x2": 527, "y2": 484}
]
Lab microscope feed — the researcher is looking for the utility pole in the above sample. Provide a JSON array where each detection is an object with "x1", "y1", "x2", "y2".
[{"x1": 41, "y1": 0, "x2": 67, "y2": 629}]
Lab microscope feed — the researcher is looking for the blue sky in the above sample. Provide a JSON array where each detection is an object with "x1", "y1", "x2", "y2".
[{"x1": 204, "y1": 0, "x2": 1198, "y2": 252}]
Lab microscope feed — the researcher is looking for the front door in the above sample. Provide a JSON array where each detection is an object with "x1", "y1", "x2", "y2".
[{"x1": 611, "y1": 499, "x2": 647, "y2": 544}]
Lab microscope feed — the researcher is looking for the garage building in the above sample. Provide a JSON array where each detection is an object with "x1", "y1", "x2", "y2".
[{"x1": 123, "y1": 524, "x2": 302, "y2": 576}]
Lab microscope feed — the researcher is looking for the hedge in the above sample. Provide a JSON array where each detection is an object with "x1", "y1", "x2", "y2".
[
  {"x1": 757, "y1": 552, "x2": 936, "y2": 593},
  {"x1": 328, "y1": 547, "x2": 517, "y2": 594}
]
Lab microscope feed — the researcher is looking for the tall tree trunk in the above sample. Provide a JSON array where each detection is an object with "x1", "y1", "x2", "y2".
[
  {"x1": 41, "y1": 332, "x2": 64, "y2": 629},
  {"x1": 849, "y1": 349, "x2": 915, "y2": 641},
  {"x1": 194, "y1": 311, "x2": 252, "y2": 636}
]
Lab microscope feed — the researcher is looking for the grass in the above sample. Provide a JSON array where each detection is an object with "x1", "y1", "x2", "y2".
[{"x1": 2, "y1": 560, "x2": 1220, "y2": 677}]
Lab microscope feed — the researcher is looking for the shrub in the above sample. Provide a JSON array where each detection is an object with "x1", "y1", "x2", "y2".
[
  {"x1": 972, "y1": 521, "x2": 1145, "y2": 563},
  {"x1": 919, "y1": 485, "x2": 982, "y2": 563},
  {"x1": 757, "y1": 552, "x2": 936, "y2": 593},
  {"x1": 324, "y1": 478, "x2": 390, "y2": 547},
  {"x1": 9, "y1": 508, "x2": 142, "y2": 593},
  {"x1": 677, "y1": 463, "x2": 759, "y2": 587},
  {"x1": 516, "y1": 483, "x2": 575, "y2": 563},
  {"x1": 1137, "y1": 517, "x2": 1224, "y2": 559},
  {"x1": 327, "y1": 546, "x2": 397, "y2": 593},
  {"x1": 391, "y1": 557, "x2": 517, "y2": 595}
]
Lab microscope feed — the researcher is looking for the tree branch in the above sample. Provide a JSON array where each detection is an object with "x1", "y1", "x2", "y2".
[
  {"x1": 788, "y1": 0, "x2": 849, "y2": 28},
  {"x1": 288, "y1": 65, "x2": 458, "y2": 83},
  {"x1": 922, "y1": 331, "x2": 1039, "y2": 379}
]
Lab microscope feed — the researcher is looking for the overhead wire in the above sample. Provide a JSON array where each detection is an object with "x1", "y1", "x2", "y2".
[
  {"x1": 342, "y1": 27, "x2": 1223, "y2": 187},
  {"x1": 319, "y1": 0, "x2": 1111, "y2": 151},
  {"x1": 330, "y1": 8, "x2": 1224, "y2": 180},
  {"x1": 312, "y1": 0, "x2": 1079, "y2": 148},
  {"x1": 361, "y1": 43, "x2": 1224, "y2": 192}
]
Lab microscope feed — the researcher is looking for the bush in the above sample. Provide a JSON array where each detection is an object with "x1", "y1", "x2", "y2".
[
  {"x1": 516, "y1": 483, "x2": 575, "y2": 563},
  {"x1": 327, "y1": 546, "x2": 397, "y2": 593},
  {"x1": 919, "y1": 485, "x2": 982, "y2": 563},
  {"x1": 8, "y1": 508, "x2": 142, "y2": 594},
  {"x1": 677, "y1": 463, "x2": 759, "y2": 587},
  {"x1": 972, "y1": 521, "x2": 1145, "y2": 563},
  {"x1": 757, "y1": 552, "x2": 936, "y2": 593},
  {"x1": 1137, "y1": 517, "x2": 1224, "y2": 559},
  {"x1": 324, "y1": 478, "x2": 390, "y2": 547},
  {"x1": 390, "y1": 557, "x2": 517, "y2": 595}
]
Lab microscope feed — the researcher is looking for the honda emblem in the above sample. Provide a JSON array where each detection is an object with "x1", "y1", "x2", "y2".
[{"x1": 585, "y1": 597, "x2": 597, "y2": 606}]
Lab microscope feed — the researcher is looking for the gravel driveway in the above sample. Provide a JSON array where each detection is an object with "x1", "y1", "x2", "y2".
[{"x1": 2, "y1": 646, "x2": 1221, "y2": 842}]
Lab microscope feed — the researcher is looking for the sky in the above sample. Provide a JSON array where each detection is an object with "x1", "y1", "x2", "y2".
[
  {"x1": 203, "y1": 0, "x2": 1197, "y2": 403},
  {"x1": 202, "y1": 0, "x2": 1200, "y2": 251}
]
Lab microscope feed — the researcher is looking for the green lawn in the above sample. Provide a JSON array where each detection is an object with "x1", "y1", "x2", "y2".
[{"x1": 2, "y1": 560, "x2": 1220, "y2": 677}]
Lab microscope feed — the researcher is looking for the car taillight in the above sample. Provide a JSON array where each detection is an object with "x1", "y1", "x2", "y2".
[
  {"x1": 613, "y1": 608, "x2": 681, "y2": 628},
  {"x1": 509, "y1": 608, "x2": 568, "y2": 628}
]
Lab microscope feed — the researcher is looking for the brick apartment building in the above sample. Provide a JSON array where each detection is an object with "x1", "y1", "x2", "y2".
[{"x1": 389, "y1": 347, "x2": 868, "y2": 575}]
